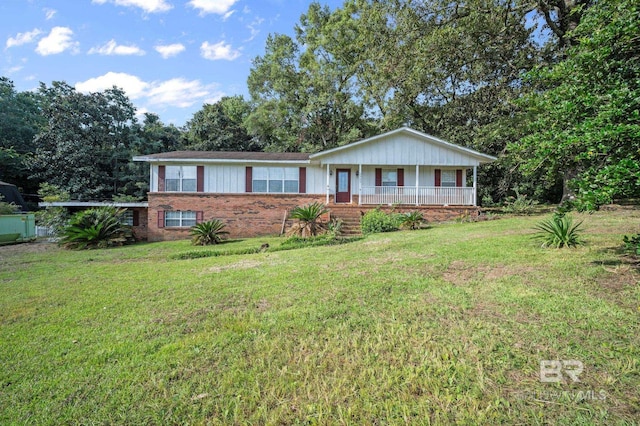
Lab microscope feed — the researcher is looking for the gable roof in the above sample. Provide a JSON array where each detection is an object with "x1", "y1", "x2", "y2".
[
  {"x1": 310, "y1": 127, "x2": 497, "y2": 163},
  {"x1": 133, "y1": 151, "x2": 310, "y2": 163}
]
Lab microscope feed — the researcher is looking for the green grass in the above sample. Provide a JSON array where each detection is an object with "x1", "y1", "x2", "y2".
[{"x1": 1, "y1": 210, "x2": 639, "y2": 425}]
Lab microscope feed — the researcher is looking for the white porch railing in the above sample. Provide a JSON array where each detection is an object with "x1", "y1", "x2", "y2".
[{"x1": 360, "y1": 186, "x2": 475, "y2": 206}]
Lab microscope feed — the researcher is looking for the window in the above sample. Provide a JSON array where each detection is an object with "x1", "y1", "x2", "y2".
[
  {"x1": 441, "y1": 170, "x2": 457, "y2": 187},
  {"x1": 120, "y1": 210, "x2": 134, "y2": 226},
  {"x1": 165, "y1": 211, "x2": 197, "y2": 227},
  {"x1": 165, "y1": 166, "x2": 196, "y2": 192},
  {"x1": 381, "y1": 169, "x2": 397, "y2": 187},
  {"x1": 252, "y1": 167, "x2": 299, "y2": 193}
]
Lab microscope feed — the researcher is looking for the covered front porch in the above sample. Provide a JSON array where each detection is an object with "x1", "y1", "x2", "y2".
[{"x1": 322, "y1": 164, "x2": 478, "y2": 206}]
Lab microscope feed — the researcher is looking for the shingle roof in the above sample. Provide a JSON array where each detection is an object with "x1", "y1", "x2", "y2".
[{"x1": 134, "y1": 151, "x2": 310, "y2": 162}]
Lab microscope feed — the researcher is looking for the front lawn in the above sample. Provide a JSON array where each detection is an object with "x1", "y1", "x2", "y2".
[{"x1": 1, "y1": 210, "x2": 638, "y2": 424}]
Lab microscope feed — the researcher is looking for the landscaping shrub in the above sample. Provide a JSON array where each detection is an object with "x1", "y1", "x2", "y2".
[
  {"x1": 60, "y1": 207, "x2": 134, "y2": 250},
  {"x1": 190, "y1": 219, "x2": 229, "y2": 245},
  {"x1": 502, "y1": 189, "x2": 538, "y2": 215},
  {"x1": 399, "y1": 211, "x2": 425, "y2": 230},
  {"x1": 534, "y1": 214, "x2": 584, "y2": 248},
  {"x1": 622, "y1": 234, "x2": 640, "y2": 256},
  {"x1": 360, "y1": 208, "x2": 400, "y2": 234},
  {"x1": 287, "y1": 202, "x2": 329, "y2": 237}
]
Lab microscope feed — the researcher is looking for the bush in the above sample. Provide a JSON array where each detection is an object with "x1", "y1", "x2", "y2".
[
  {"x1": 360, "y1": 208, "x2": 400, "y2": 235},
  {"x1": 399, "y1": 211, "x2": 425, "y2": 230},
  {"x1": 190, "y1": 219, "x2": 229, "y2": 245},
  {"x1": 534, "y1": 214, "x2": 584, "y2": 248},
  {"x1": 287, "y1": 202, "x2": 329, "y2": 237},
  {"x1": 502, "y1": 189, "x2": 538, "y2": 215},
  {"x1": 60, "y1": 207, "x2": 134, "y2": 250},
  {"x1": 622, "y1": 234, "x2": 640, "y2": 256}
]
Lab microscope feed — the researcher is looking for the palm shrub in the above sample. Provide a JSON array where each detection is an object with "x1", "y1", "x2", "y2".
[
  {"x1": 400, "y1": 211, "x2": 425, "y2": 230},
  {"x1": 287, "y1": 202, "x2": 329, "y2": 237},
  {"x1": 534, "y1": 214, "x2": 584, "y2": 248},
  {"x1": 60, "y1": 207, "x2": 134, "y2": 250},
  {"x1": 190, "y1": 219, "x2": 229, "y2": 245}
]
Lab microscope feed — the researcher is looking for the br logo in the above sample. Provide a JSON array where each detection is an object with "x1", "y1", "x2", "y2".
[{"x1": 540, "y1": 360, "x2": 584, "y2": 383}]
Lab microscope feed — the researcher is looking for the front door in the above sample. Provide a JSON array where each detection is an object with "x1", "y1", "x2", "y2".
[{"x1": 335, "y1": 169, "x2": 351, "y2": 203}]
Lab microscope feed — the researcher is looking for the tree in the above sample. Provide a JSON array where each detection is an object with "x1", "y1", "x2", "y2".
[
  {"x1": 512, "y1": 0, "x2": 640, "y2": 209},
  {"x1": 0, "y1": 77, "x2": 45, "y2": 194},
  {"x1": 184, "y1": 96, "x2": 259, "y2": 151},
  {"x1": 31, "y1": 82, "x2": 138, "y2": 200}
]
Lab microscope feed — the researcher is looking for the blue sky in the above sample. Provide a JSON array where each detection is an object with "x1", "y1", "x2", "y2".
[{"x1": 1, "y1": 0, "x2": 343, "y2": 126}]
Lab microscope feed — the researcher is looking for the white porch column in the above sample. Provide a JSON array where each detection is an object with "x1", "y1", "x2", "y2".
[
  {"x1": 415, "y1": 164, "x2": 419, "y2": 206},
  {"x1": 326, "y1": 163, "x2": 331, "y2": 204},
  {"x1": 358, "y1": 164, "x2": 362, "y2": 205},
  {"x1": 473, "y1": 166, "x2": 478, "y2": 206}
]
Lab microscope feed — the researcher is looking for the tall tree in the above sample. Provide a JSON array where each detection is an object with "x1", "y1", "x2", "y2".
[
  {"x1": 0, "y1": 77, "x2": 45, "y2": 194},
  {"x1": 184, "y1": 96, "x2": 259, "y2": 151},
  {"x1": 512, "y1": 0, "x2": 640, "y2": 209},
  {"x1": 31, "y1": 82, "x2": 138, "y2": 200}
]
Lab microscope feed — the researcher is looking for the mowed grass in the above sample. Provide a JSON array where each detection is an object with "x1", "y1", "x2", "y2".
[{"x1": 1, "y1": 210, "x2": 639, "y2": 425}]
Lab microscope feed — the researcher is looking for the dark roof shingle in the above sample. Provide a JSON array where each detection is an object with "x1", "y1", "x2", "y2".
[{"x1": 136, "y1": 151, "x2": 310, "y2": 161}]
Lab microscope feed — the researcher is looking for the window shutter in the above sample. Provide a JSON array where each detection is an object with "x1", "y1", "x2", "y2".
[
  {"x1": 133, "y1": 210, "x2": 139, "y2": 226},
  {"x1": 456, "y1": 169, "x2": 463, "y2": 187},
  {"x1": 197, "y1": 166, "x2": 205, "y2": 192},
  {"x1": 299, "y1": 167, "x2": 306, "y2": 193},
  {"x1": 375, "y1": 168, "x2": 382, "y2": 186},
  {"x1": 158, "y1": 165, "x2": 166, "y2": 192},
  {"x1": 157, "y1": 211, "x2": 165, "y2": 228},
  {"x1": 435, "y1": 169, "x2": 442, "y2": 187},
  {"x1": 196, "y1": 211, "x2": 204, "y2": 224},
  {"x1": 397, "y1": 168, "x2": 404, "y2": 187},
  {"x1": 245, "y1": 167, "x2": 253, "y2": 192}
]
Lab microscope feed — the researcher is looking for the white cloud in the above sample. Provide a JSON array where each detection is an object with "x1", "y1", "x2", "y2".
[
  {"x1": 6, "y1": 29, "x2": 42, "y2": 48},
  {"x1": 36, "y1": 27, "x2": 79, "y2": 55},
  {"x1": 222, "y1": 10, "x2": 235, "y2": 21},
  {"x1": 76, "y1": 72, "x2": 222, "y2": 110},
  {"x1": 88, "y1": 39, "x2": 145, "y2": 56},
  {"x1": 154, "y1": 43, "x2": 185, "y2": 58},
  {"x1": 5, "y1": 65, "x2": 24, "y2": 74},
  {"x1": 76, "y1": 72, "x2": 150, "y2": 99},
  {"x1": 188, "y1": 0, "x2": 238, "y2": 16},
  {"x1": 245, "y1": 17, "x2": 264, "y2": 42},
  {"x1": 91, "y1": 0, "x2": 172, "y2": 13},
  {"x1": 200, "y1": 41, "x2": 240, "y2": 61},
  {"x1": 147, "y1": 78, "x2": 219, "y2": 107},
  {"x1": 44, "y1": 8, "x2": 57, "y2": 20}
]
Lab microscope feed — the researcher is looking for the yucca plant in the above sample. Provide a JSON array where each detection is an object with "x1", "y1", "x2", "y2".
[
  {"x1": 287, "y1": 202, "x2": 329, "y2": 237},
  {"x1": 534, "y1": 214, "x2": 584, "y2": 248},
  {"x1": 60, "y1": 207, "x2": 134, "y2": 250},
  {"x1": 400, "y1": 211, "x2": 425, "y2": 230},
  {"x1": 190, "y1": 219, "x2": 229, "y2": 245}
]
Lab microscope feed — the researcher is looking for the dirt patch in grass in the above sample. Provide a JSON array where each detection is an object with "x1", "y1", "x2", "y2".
[
  {"x1": 443, "y1": 260, "x2": 536, "y2": 285},
  {"x1": 208, "y1": 259, "x2": 264, "y2": 273}
]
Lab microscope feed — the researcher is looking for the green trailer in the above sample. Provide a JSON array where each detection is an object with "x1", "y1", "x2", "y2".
[{"x1": 0, "y1": 214, "x2": 36, "y2": 245}]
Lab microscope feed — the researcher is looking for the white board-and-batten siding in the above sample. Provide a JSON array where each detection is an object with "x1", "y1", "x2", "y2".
[
  {"x1": 150, "y1": 163, "x2": 327, "y2": 194},
  {"x1": 312, "y1": 133, "x2": 484, "y2": 167}
]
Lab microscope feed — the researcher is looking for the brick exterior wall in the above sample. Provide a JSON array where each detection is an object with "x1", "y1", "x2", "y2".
[
  {"x1": 147, "y1": 192, "x2": 326, "y2": 241},
  {"x1": 132, "y1": 207, "x2": 148, "y2": 241},
  {"x1": 146, "y1": 192, "x2": 480, "y2": 241}
]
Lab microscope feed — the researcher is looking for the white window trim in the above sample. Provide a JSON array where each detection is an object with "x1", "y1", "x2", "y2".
[
  {"x1": 165, "y1": 166, "x2": 197, "y2": 192},
  {"x1": 165, "y1": 211, "x2": 197, "y2": 228},
  {"x1": 382, "y1": 168, "x2": 397, "y2": 187},
  {"x1": 441, "y1": 170, "x2": 457, "y2": 187},
  {"x1": 252, "y1": 167, "x2": 299, "y2": 194}
]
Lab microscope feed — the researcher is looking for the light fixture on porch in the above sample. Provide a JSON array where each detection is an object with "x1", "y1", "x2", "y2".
[
  {"x1": 355, "y1": 170, "x2": 359, "y2": 177},
  {"x1": 329, "y1": 169, "x2": 333, "y2": 176}
]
